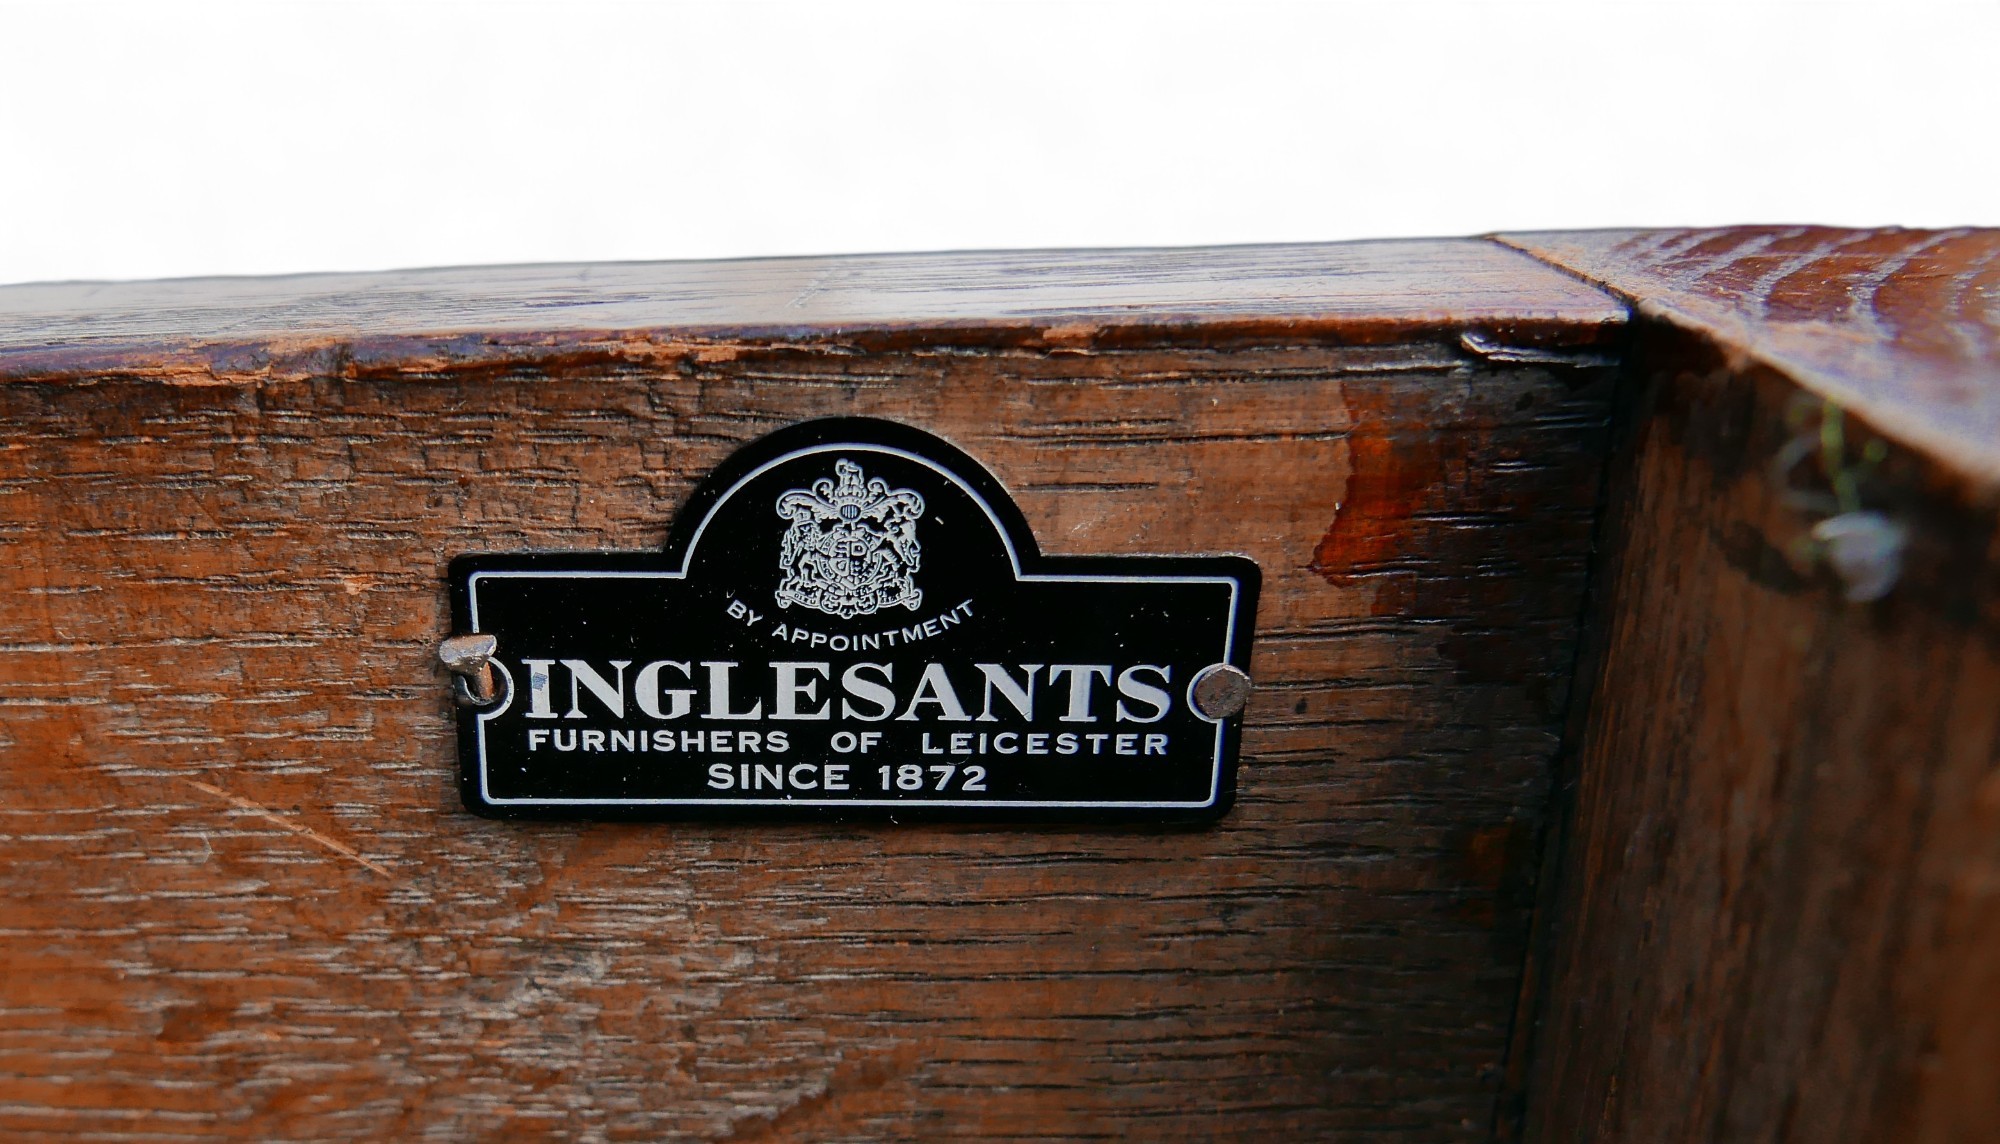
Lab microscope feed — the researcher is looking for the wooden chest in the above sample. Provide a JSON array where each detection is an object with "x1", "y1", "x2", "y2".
[{"x1": 0, "y1": 229, "x2": 1993, "y2": 1140}]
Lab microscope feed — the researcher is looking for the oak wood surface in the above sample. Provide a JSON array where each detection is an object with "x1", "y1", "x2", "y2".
[
  {"x1": 0, "y1": 239, "x2": 1623, "y2": 378},
  {"x1": 1501, "y1": 227, "x2": 2000, "y2": 1142},
  {"x1": 1500, "y1": 227, "x2": 2000, "y2": 488},
  {"x1": 0, "y1": 241, "x2": 1623, "y2": 1139}
]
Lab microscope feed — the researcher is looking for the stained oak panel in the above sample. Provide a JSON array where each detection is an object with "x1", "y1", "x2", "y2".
[
  {"x1": 1501, "y1": 226, "x2": 2000, "y2": 484},
  {"x1": 0, "y1": 242, "x2": 1622, "y2": 1139},
  {"x1": 1501, "y1": 227, "x2": 2000, "y2": 1143}
]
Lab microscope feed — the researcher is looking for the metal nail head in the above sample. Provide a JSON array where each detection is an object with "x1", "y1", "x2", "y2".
[
  {"x1": 439, "y1": 633, "x2": 500, "y2": 707},
  {"x1": 1811, "y1": 511, "x2": 1907, "y2": 602},
  {"x1": 1189, "y1": 663, "x2": 1253, "y2": 720}
]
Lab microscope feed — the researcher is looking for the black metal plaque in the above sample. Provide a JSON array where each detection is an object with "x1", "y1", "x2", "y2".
[{"x1": 446, "y1": 418, "x2": 1259, "y2": 822}]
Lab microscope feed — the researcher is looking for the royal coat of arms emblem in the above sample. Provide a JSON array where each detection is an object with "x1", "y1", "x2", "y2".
[{"x1": 773, "y1": 458, "x2": 925, "y2": 618}]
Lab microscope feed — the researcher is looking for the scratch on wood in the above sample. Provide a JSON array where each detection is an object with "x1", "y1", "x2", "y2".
[
  {"x1": 182, "y1": 778, "x2": 392, "y2": 878},
  {"x1": 1460, "y1": 330, "x2": 1617, "y2": 368}
]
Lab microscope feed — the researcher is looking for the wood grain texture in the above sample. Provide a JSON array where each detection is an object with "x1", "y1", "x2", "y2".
[
  {"x1": 1502, "y1": 228, "x2": 2000, "y2": 1142},
  {"x1": 0, "y1": 242, "x2": 1623, "y2": 1139},
  {"x1": 0, "y1": 239, "x2": 1623, "y2": 378},
  {"x1": 1499, "y1": 227, "x2": 2000, "y2": 487}
]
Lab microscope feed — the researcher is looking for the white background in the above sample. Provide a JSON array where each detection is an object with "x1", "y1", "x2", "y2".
[{"x1": 1, "y1": 0, "x2": 1993, "y2": 286}]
